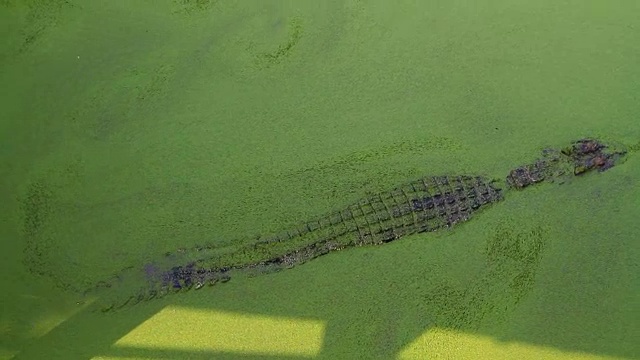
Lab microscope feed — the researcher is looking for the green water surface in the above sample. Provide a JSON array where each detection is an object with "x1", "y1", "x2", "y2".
[{"x1": 1, "y1": 0, "x2": 639, "y2": 359}]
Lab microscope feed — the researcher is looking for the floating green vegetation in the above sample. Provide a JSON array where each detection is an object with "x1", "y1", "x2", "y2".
[
  {"x1": 485, "y1": 222, "x2": 547, "y2": 304},
  {"x1": 20, "y1": 178, "x2": 86, "y2": 293},
  {"x1": 425, "y1": 220, "x2": 549, "y2": 332},
  {"x1": 21, "y1": 180, "x2": 52, "y2": 240},
  {"x1": 70, "y1": 63, "x2": 176, "y2": 141},
  {"x1": 7, "y1": 0, "x2": 75, "y2": 53},
  {"x1": 174, "y1": 0, "x2": 217, "y2": 14},
  {"x1": 256, "y1": 17, "x2": 303, "y2": 68},
  {"x1": 20, "y1": 180, "x2": 60, "y2": 285}
]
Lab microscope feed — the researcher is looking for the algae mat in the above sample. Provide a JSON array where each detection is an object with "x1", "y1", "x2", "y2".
[{"x1": 1, "y1": 0, "x2": 639, "y2": 359}]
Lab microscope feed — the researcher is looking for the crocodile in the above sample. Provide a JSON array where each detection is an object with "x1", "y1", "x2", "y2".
[{"x1": 89, "y1": 138, "x2": 627, "y2": 312}]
